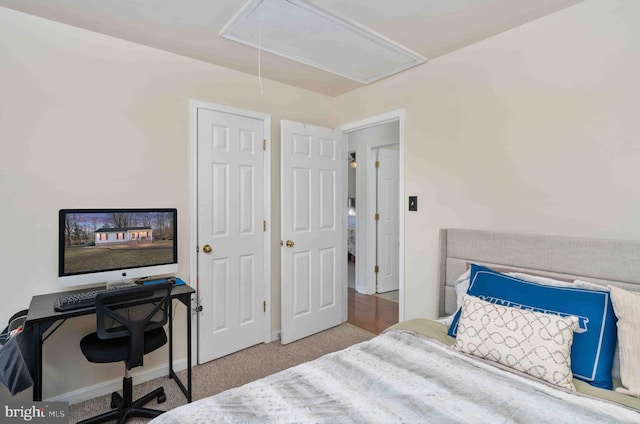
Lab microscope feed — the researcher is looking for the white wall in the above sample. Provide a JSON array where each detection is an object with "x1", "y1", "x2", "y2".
[
  {"x1": 334, "y1": 0, "x2": 640, "y2": 320},
  {"x1": 0, "y1": 6, "x2": 333, "y2": 401}
]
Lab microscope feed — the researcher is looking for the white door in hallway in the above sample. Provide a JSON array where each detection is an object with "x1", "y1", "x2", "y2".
[
  {"x1": 280, "y1": 120, "x2": 346, "y2": 344},
  {"x1": 376, "y1": 148, "x2": 399, "y2": 293},
  {"x1": 197, "y1": 106, "x2": 268, "y2": 363}
]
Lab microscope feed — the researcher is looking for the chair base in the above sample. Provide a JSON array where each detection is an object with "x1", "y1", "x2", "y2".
[{"x1": 78, "y1": 376, "x2": 166, "y2": 424}]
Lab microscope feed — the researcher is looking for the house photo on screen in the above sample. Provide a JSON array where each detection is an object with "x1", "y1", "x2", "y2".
[{"x1": 58, "y1": 208, "x2": 178, "y2": 288}]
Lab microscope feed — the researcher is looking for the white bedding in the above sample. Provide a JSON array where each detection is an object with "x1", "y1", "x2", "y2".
[{"x1": 151, "y1": 328, "x2": 640, "y2": 424}]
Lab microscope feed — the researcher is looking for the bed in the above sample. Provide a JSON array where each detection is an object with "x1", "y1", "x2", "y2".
[{"x1": 152, "y1": 229, "x2": 640, "y2": 423}]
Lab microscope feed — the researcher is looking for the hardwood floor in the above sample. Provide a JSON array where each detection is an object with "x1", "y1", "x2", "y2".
[{"x1": 347, "y1": 288, "x2": 399, "y2": 335}]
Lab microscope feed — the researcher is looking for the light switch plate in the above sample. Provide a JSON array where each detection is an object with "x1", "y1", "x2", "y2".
[{"x1": 409, "y1": 196, "x2": 418, "y2": 211}]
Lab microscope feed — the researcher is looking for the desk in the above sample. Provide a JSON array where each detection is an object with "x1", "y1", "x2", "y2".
[{"x1": 25, "y1": 284, "x2": 194, "y2": 403}]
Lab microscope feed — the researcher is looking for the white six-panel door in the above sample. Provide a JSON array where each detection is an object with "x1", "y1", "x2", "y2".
[
  {"x1": 197, "y1": 107, "x2": 266, "y2": 363},
  {"x1": 376, "y1": 148, "x2": 400, "y2": 293},
  {"x1": 280, "y1": 120, "x2": 346, "y2": 344}
]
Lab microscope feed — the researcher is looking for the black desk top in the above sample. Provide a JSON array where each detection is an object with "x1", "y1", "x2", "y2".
[{"x1": 26, "y1": 284, "x2": 195, "y2": 324}]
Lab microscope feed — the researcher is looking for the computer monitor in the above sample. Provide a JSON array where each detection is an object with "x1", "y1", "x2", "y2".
[{"x1": 58, "y1": 208, "x2": 178, "y2": 288}]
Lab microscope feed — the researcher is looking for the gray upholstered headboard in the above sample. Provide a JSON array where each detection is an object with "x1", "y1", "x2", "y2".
[{"x1": 438, "y1": 228, "x2": 640, "y2": 317}]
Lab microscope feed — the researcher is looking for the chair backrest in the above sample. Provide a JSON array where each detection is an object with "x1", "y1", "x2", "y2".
[{"x1": 95, "y1": 283, "x2": 172, "y2": 369}]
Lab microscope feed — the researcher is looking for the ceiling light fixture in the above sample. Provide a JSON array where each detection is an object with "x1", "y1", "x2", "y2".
[{"x1": 220, "y1": 0, "x2": 427, "y2": 84}]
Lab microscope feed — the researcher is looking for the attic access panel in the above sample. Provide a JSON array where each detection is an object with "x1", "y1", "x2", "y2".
[{"x1": 220, "y1": 0, "x2": 427, "y2": 84}]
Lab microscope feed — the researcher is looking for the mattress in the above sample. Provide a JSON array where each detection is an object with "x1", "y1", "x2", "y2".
[{"x1": 151, "y1": 319, "x2": 640, "y2": 423}]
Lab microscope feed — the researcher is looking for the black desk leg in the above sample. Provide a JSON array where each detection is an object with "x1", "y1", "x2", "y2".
[
  {"x1": 186, "y1": 297, "x2": 192, "y2": 402},
  {"x1": 169, "y1": 300, "x2": 174, "y2": 378},
  {"x1": 167, "y1": 294, "x2": 192, "y2": 403},
  {"x1": 32, "y1": 323, "x2": 43, "y2": 401}
]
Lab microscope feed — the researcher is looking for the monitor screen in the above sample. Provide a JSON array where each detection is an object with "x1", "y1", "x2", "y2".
[{"x1": 58, "y1": 208, "x2": 178, "y2": 288}]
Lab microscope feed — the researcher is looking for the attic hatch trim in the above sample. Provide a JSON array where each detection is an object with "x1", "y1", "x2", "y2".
[{"x1": 220, "y1": 0, "x2": 427, "y2": 84}]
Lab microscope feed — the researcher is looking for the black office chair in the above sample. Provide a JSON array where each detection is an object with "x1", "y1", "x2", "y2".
[{"x1": 78, "y1": 283, "x2": 173, "y2": 424}]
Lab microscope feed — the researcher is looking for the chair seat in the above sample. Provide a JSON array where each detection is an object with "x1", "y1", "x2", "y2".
[{"x1": 80, "y1": 327, "x2": 167, "y2": 364}]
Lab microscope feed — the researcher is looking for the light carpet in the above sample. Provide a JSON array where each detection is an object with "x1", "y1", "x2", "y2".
[{"x1": 69, "y1": 323, "x2": 374, "y2": 423}]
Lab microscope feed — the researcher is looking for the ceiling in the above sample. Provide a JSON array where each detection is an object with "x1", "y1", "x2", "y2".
[{"x1": 0, "y1": 0, "x2": 584, "y2": 96}]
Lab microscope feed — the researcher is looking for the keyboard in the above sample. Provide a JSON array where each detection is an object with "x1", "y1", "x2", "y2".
[{"x1": 54, "y1": 284, "x2": 138, "y2": 312}]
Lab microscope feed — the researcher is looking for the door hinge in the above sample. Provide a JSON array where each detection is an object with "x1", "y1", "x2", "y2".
[
  {"x1": 374, "y1": 265, "x2": 379, "y2": 273},
  {"x1": 263, "y1": 139, "x2": 267, "y2": 151},
  {"x1": 375, "y1": 213, "x2": 380, "y2": 221},
  {"x1": 263, "y1": 301, "x2": 267, "y2": 312},
  {"x1": 375, "y1": 160, "x2": 380, "y2": 168},
  {"x1": 263, "y1": 220, "x2": 267, "y2": 232}
]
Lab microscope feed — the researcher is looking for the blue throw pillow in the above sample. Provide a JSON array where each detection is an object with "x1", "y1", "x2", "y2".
[{"x1": 448, "y1": 264, "x2": 617, "y2": 389}]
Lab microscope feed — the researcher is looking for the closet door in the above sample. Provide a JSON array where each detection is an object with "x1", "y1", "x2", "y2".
[{"x1": 197, "y1": 106, "x2": 268, "y2": 363}]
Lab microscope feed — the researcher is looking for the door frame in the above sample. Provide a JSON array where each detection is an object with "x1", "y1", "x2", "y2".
[
  {"x1": 189, "y1": 99, "x2": 272, "y2": 364},
  {"x1": 339, "y1": 109, "x2": 405, "y2": 321}
]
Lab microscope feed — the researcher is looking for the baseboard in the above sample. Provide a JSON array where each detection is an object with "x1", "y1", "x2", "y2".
[
  {"x1": 270, "y1": 330, "x2": 280, "y2": 342},
  {"x1": 49, "y1": 358, "x2": 189, "y2": 405}
]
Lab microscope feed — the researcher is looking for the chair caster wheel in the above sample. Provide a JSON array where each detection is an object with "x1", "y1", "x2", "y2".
[
  {"x1": 158, "y1": 393, "x2": 166, "y2": 404},
  {"x1": 110, "y1": 393, "x2": 119, "y2": 409}
]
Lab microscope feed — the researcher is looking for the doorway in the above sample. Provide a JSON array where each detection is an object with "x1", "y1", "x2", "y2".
[
  {"x1": 346, "y1": 145, "x2": 399, "y2": 295},
  {"x1": 341, "y1": 110, "x2": 404, "y2": 329}
]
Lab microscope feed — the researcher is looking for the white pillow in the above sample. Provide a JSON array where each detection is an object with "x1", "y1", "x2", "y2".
[
  {"x1": 573, "y1": 279, "x2": 610, "y2": 291},
  {"x1": 608, "y1": 285, "x2": 640, "y2": 397},
  {"x1": 453, "y1": 294, "x2": 578, "y2": 390},
  {"x1": 434, "y1": 270, "x2": 471, "y2": 327},
  {"x1": 454, "y1": 269, "x2": 471, "y2": 310},
  {"x1": 435, "y1": 314, "x2": 455, "y2": 326}
]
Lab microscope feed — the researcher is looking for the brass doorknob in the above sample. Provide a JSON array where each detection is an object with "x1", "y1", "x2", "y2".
[
  {"x1": 285, "y1": 240, "x2": 294, "y2": 248},
  {"x1": 202, "y1": 244, "x2": 212, "y2": 253}
]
